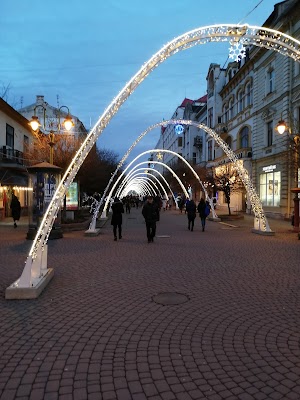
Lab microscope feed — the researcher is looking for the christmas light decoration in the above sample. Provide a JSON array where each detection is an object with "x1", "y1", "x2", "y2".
[
  {"x1": 10, "y1": 24, "x2": 299, "y2": 292},
  {"x1": 116, "y1": 165, "x2": 179, "y2": 206},
  {"x1": 229, "y1": 40, "x2": 246, "y2": 61},
  {"x1": 103, "y1": 149, "x2": 215, "y2": 218}
]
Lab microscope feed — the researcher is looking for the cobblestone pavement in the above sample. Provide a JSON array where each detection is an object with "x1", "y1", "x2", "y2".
[{"x1": 0, "y1": 209, "x2": 299, "y2": 400}]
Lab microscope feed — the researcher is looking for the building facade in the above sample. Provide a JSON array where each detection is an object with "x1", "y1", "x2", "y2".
[{"x1": 0, "y1": 98, "x2": 35, "y2": 219}]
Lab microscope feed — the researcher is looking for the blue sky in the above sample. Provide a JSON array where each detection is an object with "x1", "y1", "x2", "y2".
[{"x1": 0, "y1": 0, "x2": 277, "y2": 162}]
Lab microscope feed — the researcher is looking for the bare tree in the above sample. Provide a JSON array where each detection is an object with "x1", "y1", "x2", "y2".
[{"x1": 213, "y1": 164, "x2": 244, "y2": 215}]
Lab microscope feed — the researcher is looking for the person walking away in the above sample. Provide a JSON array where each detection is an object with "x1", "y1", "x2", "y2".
[
  {"x1": 186, "y1": 198, "x2": 196, "y2": 231},
  {"x1": 125, "y1": 197, "x2": 131, "y2": 214},
  {"x1": 10, "y1": 193, "x2": 21, "y2": 228},
  {"x1": 111, "y1": 197, "x2": 124, "y2": 241},
  {"x1": 197, "y1": 198, "x2": 210, "y2": 232},
  {"x1": 142, "y1": 195, "x2": 159, "y2": 243},
  {"x1": 162, "y1": 198, "x2": 167, "y2": 211}
]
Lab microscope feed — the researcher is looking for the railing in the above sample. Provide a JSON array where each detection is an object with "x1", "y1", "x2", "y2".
[
  {"x1": 215, "y1": 147, "x2": 252, "y2": 164},
  {"x1": 0, "y1": 146, "x2": 24, "y2": 165}
]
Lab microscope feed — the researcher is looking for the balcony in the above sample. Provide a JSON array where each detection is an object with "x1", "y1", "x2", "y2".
[
  {"x1": 0, "y1": 146, "x2": 24, "y2": 165},
  {"x1": 214, "y1": 147, "x2": 252, "y2": 165}
]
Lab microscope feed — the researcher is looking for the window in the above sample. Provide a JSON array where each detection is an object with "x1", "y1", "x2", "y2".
[
  {"x1": 192, "y1": 152, "x2": 197, "y2": 164},
  {"x1": 225, "y1": 136, "x2": 232, "y2": 148},
  {"x1": 267, "y1": 68, "x2": 274, "y2": 94},
  {"x1": 229, "y1": 98, "x2": 234, "y2": 119},
  {"x1": 295, "y1": 61, "x2": 300, "y2": 77},
  {"x1": 178, "y1": 137, "x2": 182, "y2": 147},
  {"x1": 260, "y1": 171, "x2": 281, "y2": 206},
  {"x1": 6, "y1": 124, "x2": 14, "y2": 148},
  {"x1": 223, "y1": 104, "x2": 229, "y2": 123},
  {"x1": 23, "y1": 135, "x2": 29, "y2": 153},
  {"x1": 267, "y1": 121, "x2": 273, "y2": 147},
  {"x1": 208, "y1": 108, "x2": 213, "y2": 128},
  {"x1": 208, "y1": 71, "x2": 214, "y2": 98},
  {"x1": 238, "y1": 91, "x2": 243, "y2": 113},
  {"x1": 245, "y1": 83, "x2": 252, "y2": 107},
  {"x1": 208, "y1": 140, "x2": 213, "y2": 161},
  {"x1": 240, "y1": 126, "x2": 249, "y2": 148}
]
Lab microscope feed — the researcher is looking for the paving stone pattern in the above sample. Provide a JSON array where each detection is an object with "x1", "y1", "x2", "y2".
[{"x1": 0, "y1": 209, "x2": 299, "y2": 400}]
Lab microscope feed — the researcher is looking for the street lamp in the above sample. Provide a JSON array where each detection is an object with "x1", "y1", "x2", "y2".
[
  {"x1": 28, "y1": 105, "x2": 74, "y2": 164},
  {"x1": 275, "y1": 118, "x2": 287, "y2": 135},
  {"x1": 276, "y1": 116, "x2": 300, "y2": 232}
]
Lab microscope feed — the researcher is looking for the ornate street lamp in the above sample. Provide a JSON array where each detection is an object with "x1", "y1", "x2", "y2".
[{"x1": 28, "y1": 104, "x2": 74, "y2": 164}]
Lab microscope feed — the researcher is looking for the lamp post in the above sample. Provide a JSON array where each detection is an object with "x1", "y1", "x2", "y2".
[
  {"x1": 28, "y1": 105, "x2": 74, "y2": 165},
  {"x1": 276, "y1": 116, "x2": 300, "y2": 230}
]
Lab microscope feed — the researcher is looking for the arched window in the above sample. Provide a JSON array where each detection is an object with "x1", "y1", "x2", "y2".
[
  {"x1": 223, "y1": 104, "x2": 229, "y2": 123},
  {"x1": 238, "y1": 90, "x2": 243, "y2": 113},
  {"x1": 245, "y1": 83, "x2": 252, "y2": 107},
  {"x1": 229, "y1": 98, "x2": 234, "y2": 119},
  {"x1": 240, "y1": 126, "x2": 249, "y2": 148}
]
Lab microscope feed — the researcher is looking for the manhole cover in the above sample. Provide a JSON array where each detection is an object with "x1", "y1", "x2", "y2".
[{"x1": 152, "y1": 292, "x2": 189, "y2": 305}]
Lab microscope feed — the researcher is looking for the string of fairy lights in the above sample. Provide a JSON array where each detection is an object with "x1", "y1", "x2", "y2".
[{"x1": 17, "y1": 24, "x2": 300, "y2": 288}]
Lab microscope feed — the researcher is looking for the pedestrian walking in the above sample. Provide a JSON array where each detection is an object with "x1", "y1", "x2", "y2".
[
  {"x1": 111, "y1": 197, "x2": 124, "y2": 241},
  {"x1": 10, "y1": 193, "x2": 21, "y2": 228},
  {"x1": 197, "y1": 198, "x2": 210, "y2": 232},
  {"x1": 142, "y1": 195, "x2": 159, "y2": 243},
  {"x1": 125, "y1": 197, "x2": 131, "y2": 214},
  {"x1": 186, "y1": 198, "x2": 196, "y2": 231}
]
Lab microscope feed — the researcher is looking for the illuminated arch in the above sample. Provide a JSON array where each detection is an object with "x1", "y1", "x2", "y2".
[
  {"x1": 116, "y1": 166, "x2": 177, "y2": 205},
  {"x1": 119, "y1": 173, "x2": 168, "y2": 200},
  {"x1": 103, "y1": 150, "x2": 213, "y2": 220},
  {"x1": 114, "y1": 161, "x2": 189, "y2": 207},
  {"x1": 13, "y1": 25, "x2": 300, "y2": 290}
]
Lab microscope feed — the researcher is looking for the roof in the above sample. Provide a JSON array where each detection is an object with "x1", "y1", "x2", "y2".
[
  {"x1": 0, "y1": 97, "x2": 32, "y2": 133},
  {"x1": 179, "y1": 95, "x2": 207, "y2": 107}
]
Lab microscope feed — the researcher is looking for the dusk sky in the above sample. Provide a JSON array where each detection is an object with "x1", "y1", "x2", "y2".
[{"x1": 1, "y1": 1, "x2": 277, "y2": 162}]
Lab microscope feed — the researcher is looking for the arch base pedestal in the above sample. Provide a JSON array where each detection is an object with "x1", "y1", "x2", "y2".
[
  {"x1": 5, "y1": 268, "x2": 54, "y2": 300},
  {"x1": 251, "y1": 228, "x2": 275, "y2": 236},
  {"x1": 84, "y1": 229, "x2": 101, "y2": 237}
]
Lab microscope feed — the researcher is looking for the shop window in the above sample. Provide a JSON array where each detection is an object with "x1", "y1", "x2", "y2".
[{"x1": 260, "y1": 171, "x2": 281, "y2": 206}]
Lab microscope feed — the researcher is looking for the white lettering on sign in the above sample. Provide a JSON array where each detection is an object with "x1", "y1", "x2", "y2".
[
  {"x1": 44, "y1": 183, "x2": 56, "y2": 202},
  {"x1": 262, "y1": 165, "x2": 276, "y2": 172}
]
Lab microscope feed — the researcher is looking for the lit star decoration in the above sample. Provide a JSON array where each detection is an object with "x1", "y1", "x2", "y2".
[
  {"x1": 156, "y1": 152, "x2": 163, "y2": 160},
  {"x1": 229, "y1": 40, "x2": 246, "y2": 62}
]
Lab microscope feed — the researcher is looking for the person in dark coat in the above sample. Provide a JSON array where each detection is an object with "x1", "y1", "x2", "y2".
[
  {"x1": 186, "y1": 199, "x2": 196, "y2": 231},
  {"x1": 142, "y1": 195, "x2": 159, "y2": 243},
  {"x1": 197, "y1": 198, "x2": 210, "y2": 232},
  {"x1": 111, "y1": 197, "x2": 124, "y2": 241},
  {"x1": 10, "y1": 193, "x2": 21, "y2": 228}
]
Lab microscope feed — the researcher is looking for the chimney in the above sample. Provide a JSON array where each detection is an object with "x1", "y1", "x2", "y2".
[{"x1": 36, "y1": 95, "x2": 44, "y2": 105}]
